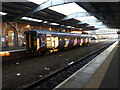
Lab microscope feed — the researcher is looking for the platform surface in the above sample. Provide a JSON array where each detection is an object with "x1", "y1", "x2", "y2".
[
  {"x1": 1, "y1": 46, "x2": 26, "y2": 52},
  {"x1": 54, "y1": 41, "x2": 118, "y2": 89},
  {"x1": 99, "y1": 42, "x2": 119, "y2": 88}
]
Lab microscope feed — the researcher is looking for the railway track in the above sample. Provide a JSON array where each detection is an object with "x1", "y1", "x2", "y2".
[
  {"x1": 3, "y1": 41, "x2": 108, "y2": 64},
  {"x1": 23, "y1": 42, "x2": 114, "y2": 90}
]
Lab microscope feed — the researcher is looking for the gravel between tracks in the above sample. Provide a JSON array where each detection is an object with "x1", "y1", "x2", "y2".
[{"x1": 2, "y1": 41, "x2": 113, "y2": 88}]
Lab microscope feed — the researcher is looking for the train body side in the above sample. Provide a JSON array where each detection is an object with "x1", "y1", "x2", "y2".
[{"x1": 25, "y1": 30, "x2": 91, "y2": 54}]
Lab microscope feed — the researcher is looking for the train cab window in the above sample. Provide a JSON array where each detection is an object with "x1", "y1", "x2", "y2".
[
  {"x1": 41, "y1": 35, "x2": 45, "y2": 41},
  {"x1": 34, "y1": 37, "x2": 37, "y2": 41},
  {"x1": 47, "y1": 36, "x2": 51, "y2": 41}
]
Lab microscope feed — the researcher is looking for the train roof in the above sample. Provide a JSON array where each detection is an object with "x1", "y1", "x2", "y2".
[{"x1": 31, "y1": 29, "x2": 91, "y2": 37}]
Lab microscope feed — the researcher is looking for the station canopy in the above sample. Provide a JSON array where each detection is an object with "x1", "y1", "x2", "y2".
[{"x1": 1, "y1": 0, "x2": 120, "y2": 31}]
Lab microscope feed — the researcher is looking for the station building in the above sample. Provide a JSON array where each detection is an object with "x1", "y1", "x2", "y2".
[
  {"x1": 1, "y1": 22, "x2": 86, "y2": 48},
  {"x1": 1, "y1": 1, "x2": 119, "y2": 89},
  {"x1": 1, "y1": 22, "x2": 65, "y2": 47}
]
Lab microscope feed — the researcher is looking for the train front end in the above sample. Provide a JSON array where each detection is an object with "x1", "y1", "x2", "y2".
[{"x1": 25, "y1": 31, "x2": 37, "y2": 54}]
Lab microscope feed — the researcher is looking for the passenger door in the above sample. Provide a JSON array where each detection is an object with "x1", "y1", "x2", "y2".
[
  {"x1": 25, "y1": 31, "x2": 37, "y2": 51},
  {"x1": 46, "y1": 35, "x2": 52, "y2": 48},
  {"x1": 73, "y1": 37, "x2": 77, "y2": 46},
  {"x1": 52, "y1": 36, "x2": 58, "y2": 48},
  {"x1": 64, "y1": 37, "x2": 69, "y2": 47}
]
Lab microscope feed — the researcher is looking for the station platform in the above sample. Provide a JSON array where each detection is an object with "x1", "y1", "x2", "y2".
[
  {"x1": 2, "y1": 46, "x2": 26, "y2": 52},
  {"x1": 54, "y1": 41, "x2": 119, "y2": 89},
  {"x1": 0, "y1": 46, "x2": 26, "y2": 57}
]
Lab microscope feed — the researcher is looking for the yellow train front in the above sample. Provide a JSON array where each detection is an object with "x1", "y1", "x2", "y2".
[
  {"x1": 25, "y1": 31, "x2": 38, "y2": 54},
  {"x1": 25, "y1": 29, "x2": 91, "y2": 55},
  {"x1": 25, "y1": 30, "x2": 47, "y2": 55}
]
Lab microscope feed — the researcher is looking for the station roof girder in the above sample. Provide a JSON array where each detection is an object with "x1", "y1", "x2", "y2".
[
  {"x1": 1, "y1": 1, "x2": 120, "y2": 30},
  {"x1": 76, "y1": 2, "x2": 120, "y2": 29}
]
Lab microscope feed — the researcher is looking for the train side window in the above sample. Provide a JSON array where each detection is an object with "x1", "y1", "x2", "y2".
[
  {"x1": 58, "y1": 37, "x2": 60, "y2": 40},
  {"x1": 67, "y1": 37, "x2": 70, "y2": 40},
  {"x1": 63, "y1": 37, "x2": 64, "y2": 40},
  {"x1": 63, "y1": 37, "x2": 65, "y2": 41},
  {"x1": 41, "y1": 35, "x2": 45, "y2": 41},
  {"x1": 74, "y1": 37, "x2": 75, "y2": 40},
  {"x1": 58, "y1": 37, "x2": 62, "y2": 41},
  {"x1": 47, "y1": 36, "x2": 51, "y2": 41},
  {"x1": 86, "y1": 38, "x2": 88, "y2": 42},
  {"x1": 72, "y1": 37, "x2": 74, "y2": 40},
  {"x1": 71, "y1": 37, "x2": 73, "y2": 40},
  {"x1": 65, "y1": 38, "x2": 67, "y2": 40},
  {"x1": 61, "y1": 37, "x2": 63, "y2": 41}
]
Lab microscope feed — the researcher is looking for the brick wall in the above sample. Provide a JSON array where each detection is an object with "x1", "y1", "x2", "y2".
[{"x1": 1, "y1": 22, "x2": 57, "y2": 47}]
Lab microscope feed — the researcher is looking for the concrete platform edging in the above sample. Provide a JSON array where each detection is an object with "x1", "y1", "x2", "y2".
[
  {"x1": 54, "y1": 41, "x2": 118, "y2": 89},
  {"x1": 84, "y1": 41, "x2": 118, "y2": 88}
]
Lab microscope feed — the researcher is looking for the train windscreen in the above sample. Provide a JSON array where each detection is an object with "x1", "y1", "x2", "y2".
[{"x1": 25, "y1": 31, "x2": 37, "y2": 52}]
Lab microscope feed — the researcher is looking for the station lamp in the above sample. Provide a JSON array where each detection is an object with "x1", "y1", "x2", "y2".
[
  {"x1": 50, "y1": 23, "x2": 59, "y2": 25},
  {"x1": 26, "y1": 25, "x2": 30, "y2": 28},
  {"x1": 49, "y1": 28, "x2": 52, "y2": 31},
  {"x1": 43, "y1": 21, "x2": 48, "y2": 23},
  {"x1": 63, "y1": 30, "x2": 66, "y2": 32},
  {"x1": 21, "y1": 17, "x2": 43, "y2": 22}
]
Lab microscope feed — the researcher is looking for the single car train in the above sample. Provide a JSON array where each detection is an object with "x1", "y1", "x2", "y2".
[{"x1": 25, "y1": 29, "x2": 91, "y2": 54}]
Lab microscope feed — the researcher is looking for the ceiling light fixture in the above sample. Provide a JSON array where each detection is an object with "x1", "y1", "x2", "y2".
[
  {"x1": 67, "y1": 26, "x2": 72, "y2": 28},
  {"x1": 50, "y1": 23, "x2": 59, "y2": 25},
  {"x1": 21, "y1": 17, "x2": 42, "y2": 22},
  {"x1": 75, "y1": 16, "x2": 97, "y2": 21},
  {"x1": 43, "y1": 21, "x2": 48, "y2": 23}
]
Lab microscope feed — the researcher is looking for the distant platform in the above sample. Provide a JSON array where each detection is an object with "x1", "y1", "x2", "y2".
[
  {"x1": 2, "y1": 46, "x2": 26, "y2": 51},
  {"x1": 0, "y1": 46, "x2": 26, "y2": 57}
]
